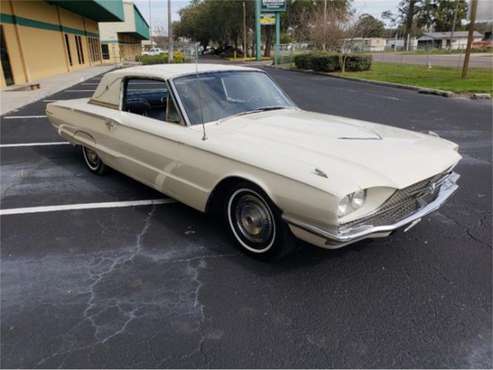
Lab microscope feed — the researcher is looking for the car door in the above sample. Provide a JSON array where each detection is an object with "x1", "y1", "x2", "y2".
[{"x1": 101, "y1": 77, "x2": 198, "y2": 198}]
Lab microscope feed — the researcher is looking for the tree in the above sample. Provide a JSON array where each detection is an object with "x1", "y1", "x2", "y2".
[
  {"x1": 394, "y1": 0, "x2": 469, "y2": 39},
  {"x1": 432, "y1": 0, "x2": 467, "y2": 32},
  {"x1": 174, "y1": 0, "x2": 255, "y2": 53},
  {"x1": 354, "y1": 14, "x2": 385, "y2": 37},
  {"x1": 400, "y1": 0, "x2": 419, "y2": 47}
]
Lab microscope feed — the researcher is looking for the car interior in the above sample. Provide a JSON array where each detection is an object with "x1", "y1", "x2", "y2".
[{"x1": 123, "y1": 78, "x2": 181, "y2": 124}]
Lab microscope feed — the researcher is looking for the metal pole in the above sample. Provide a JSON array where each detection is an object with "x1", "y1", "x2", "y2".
[
  {"x1": 167, "y1": 0, "x2": 173, "y2": 63},
  {"x1": 275, "y1": 12, "x2": 280, "y2": 65},
  {"x1": 255, "y1": 0, "x2": 261, "y2": 61},
  {"x1": 149, "y1": 0, "x2": 152, "y2": 43},
  {"x1": 243, "y1": 1, "x2": 247, "y2": 60},
  {"x1": 462, "y1": 0, "x2": 478, "y2": 79}
]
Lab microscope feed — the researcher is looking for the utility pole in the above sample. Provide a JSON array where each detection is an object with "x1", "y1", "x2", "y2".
[
  {"x1": 243, "y1": 1, "x2": 247, "y2": 59},
  {"x1": 148, "y1": 0, "x2": 152, "y2": 48},
  {"x1": 167, "y1": 0, "x2": 173, "y2": 63},
  {"x1": 462, "y1": 0, "x2": 478, "y2": 79}
]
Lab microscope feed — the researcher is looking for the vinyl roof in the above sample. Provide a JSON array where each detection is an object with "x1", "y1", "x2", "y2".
[
  {"x1": 91, "y1": 64, "x2": 262, "y2": 108},
  {"x1": 106, "y1": 64, "x2": 261, "y2": 80}
]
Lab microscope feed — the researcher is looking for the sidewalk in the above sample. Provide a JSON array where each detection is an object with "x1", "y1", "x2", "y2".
[{"x1": 0, "y1": 64, "x2": 117, "y2": 115}]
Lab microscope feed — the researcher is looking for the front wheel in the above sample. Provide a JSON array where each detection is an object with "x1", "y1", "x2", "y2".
[
  {"x1": 82, "y1": 146, "x2": 108, "y2": 175},
  {"x1": 225, "y1": 184, "x2": 296, "y2": 260}
]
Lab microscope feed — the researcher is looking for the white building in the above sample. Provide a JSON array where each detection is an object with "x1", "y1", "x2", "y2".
[
  {"x1": 344, "y1": 38, "x2": 386, "y2": 52},
  {"x1": 417, "y1": 31, "x2": 483, "y2": 50},
  {"x1": 99, "y1": 1, "x2": 150, "y2": 63},
  {"x1": 385, "y1": 37, "x2": 418, "y2": 51}
]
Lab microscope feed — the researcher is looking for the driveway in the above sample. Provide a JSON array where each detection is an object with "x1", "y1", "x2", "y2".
[
  {"x1": 372, "y1": 52, "x2": 493, "y2": 68},
  {"x1": 1, "y1": 67, "x2": 491, "y2": 368}
]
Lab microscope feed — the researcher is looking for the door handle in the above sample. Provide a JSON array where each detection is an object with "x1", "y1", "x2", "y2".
[{"x1": 105, "y1": 119, "x2": 118, "y2": 130}]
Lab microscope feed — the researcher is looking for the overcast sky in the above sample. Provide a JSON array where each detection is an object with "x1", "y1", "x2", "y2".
[{"x1": 132, "y1": 0, "x2": 402, "y2": 34}]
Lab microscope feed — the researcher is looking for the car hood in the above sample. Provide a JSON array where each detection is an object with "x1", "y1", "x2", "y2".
[{"x1": 203, "y1": 109, "x2": 461, "y2": 194}]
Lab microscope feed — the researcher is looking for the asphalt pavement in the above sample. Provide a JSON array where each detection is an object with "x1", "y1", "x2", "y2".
[{"x1": 1, "y1": 67, "x2": 491, "y2": 368}]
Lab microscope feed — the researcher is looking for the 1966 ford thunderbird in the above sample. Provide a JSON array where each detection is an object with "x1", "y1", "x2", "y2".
[{"x1": 46, "y1": 64, "x2": 461, "y2": 259}]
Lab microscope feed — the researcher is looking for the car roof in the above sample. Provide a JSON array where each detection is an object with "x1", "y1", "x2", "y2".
[
  {"x1": 106, "y1": 63, "x2": 262, "y2": 80},
  {"x1": 90, "y1": 64, "x2": 263, "y2": 109}
]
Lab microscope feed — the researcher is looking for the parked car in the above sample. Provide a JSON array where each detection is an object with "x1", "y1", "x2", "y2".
[
  {"x1": 46, "y1": 64, "x2": 461, "y2": 259},
  {"x1": 142, "y1": 47, "x2": 164, "y2": 56}
]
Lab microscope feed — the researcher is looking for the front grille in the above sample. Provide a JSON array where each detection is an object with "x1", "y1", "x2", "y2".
[{"x1": 340, "y1": 171, "x2": 449, "y2": 230}]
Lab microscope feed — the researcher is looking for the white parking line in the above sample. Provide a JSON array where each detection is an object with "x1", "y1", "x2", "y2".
[
  {"x1": 0, "y1": 142, "x2": 70, "y2": 148},
  {"x1": 65, "y1": 89, "x2": 95, "y2": 92},
  {"x1": 0, "y1": 199, "x2": 176, "y2": 216},
  {"x1": 2, "y1": 115, "x2": 47, "y2": 119}
]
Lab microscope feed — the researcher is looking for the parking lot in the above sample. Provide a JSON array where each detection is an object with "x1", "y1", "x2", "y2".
[{"x1": 1, "y1": 66, "x2": 491, "y2": 368}]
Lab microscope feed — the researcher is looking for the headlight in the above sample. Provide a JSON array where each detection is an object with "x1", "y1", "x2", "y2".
[
  {"x1": 337, "y1": 189, "x2": 367, "y2": 217},
  {"x1": 351, "y1": 189, "x2": 366, "y2": 209},
  {"x1": 337, "y1": 195, "x2": 351, "y2": 217}
]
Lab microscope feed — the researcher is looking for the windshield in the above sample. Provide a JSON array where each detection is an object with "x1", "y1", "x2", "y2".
[{"x1": 172, "y1": 71, "x2": 296, "y2": 125}]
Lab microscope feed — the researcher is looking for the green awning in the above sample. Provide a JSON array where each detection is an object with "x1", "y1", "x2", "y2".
[
  {"x1": 47, "y1": 0, "x2": 124, "y2": 22},
  {"x1": 132, "y1": 4, "x2": 149, "y2": 40}
]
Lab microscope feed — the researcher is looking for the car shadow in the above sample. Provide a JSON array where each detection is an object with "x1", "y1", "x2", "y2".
[{"x1": 30, "y1": 144, "x2": 379, "y2": 273}]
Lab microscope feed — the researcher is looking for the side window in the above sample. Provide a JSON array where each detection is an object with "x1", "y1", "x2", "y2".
[
  {"x1": 101, "y1": 44, "x2": 109, "y2": 60},
  {"x1": 123, "y1": 78, "x2": 182, "y2": 124}
]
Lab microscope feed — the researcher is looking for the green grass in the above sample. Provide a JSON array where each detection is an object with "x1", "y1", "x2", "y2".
[{"x1": 334, "y1": 62, "x2": 493, "y2": 94}]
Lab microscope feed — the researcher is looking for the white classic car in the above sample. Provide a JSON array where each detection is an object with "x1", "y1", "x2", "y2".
[{"x1": 46, "y1": 64, "x2": 461, "y2": 259}]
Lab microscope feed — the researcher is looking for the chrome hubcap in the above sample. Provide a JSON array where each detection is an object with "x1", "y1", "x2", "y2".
[
  {"x1": 83, "y1": 147, "x2": 100, "y2": 170},
  {"x1": 234, "y1": 194, "x2": 273, "y2": 244},
  {"x1": 86, "y1": 149, "x2": 98, "y2": 165},
  {"x1": 85, "y1": 148, "x2": 99, "y2": 166}
]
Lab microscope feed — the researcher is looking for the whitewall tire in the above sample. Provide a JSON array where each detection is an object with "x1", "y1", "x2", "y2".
[
  {"x1": 224, "y1": 183, "x2": 296, "y2": 259},
  {"x1": 82, "y1": 146, "x2": 108, "y2": 175}
]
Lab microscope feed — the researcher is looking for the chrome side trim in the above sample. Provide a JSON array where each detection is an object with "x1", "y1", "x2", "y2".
[
  {"x1": 284, "y1": 172, "x2": 460, "y2": 244},
  {"x1": 88, "y1": 99, "x2": 119, "y2": 110}
]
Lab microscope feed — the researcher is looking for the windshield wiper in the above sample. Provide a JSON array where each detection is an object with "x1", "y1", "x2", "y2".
[{"x1": 218, "y1": 106, "x2": 288, "y2": 123}]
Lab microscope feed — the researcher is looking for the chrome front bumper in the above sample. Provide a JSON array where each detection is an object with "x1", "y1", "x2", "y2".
[{"x1": 286, "y1": 172, "x2": 460, "y2": 249}]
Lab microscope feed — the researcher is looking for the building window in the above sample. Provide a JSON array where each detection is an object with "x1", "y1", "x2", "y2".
[
  {"x1": 96, "y1": 39, "x2": 101, "y2": 61},
  {"x1": 92, "y1": 38, "x2": 100, "y2": 62},
  {"x1": 75, "y1": 35, "x2": 84, "y2": 64},
  {"x1": 101, "y1": 44, "x2": 110, "y2": 60},
  {"x1": 64, "y1": 34, "x2": 73, "y2": 66},
  {"x1": 0, "y1": 25, "x2": 14, "y2": 86},
  {"x1": 89, "y1": 37, "x2": 102, "y2": 62}
]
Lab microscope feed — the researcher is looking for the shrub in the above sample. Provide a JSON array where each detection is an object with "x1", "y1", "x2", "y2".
[
  {"x1": 343, "y1": 54, "x2": 372, "y2": 72},
  {"x1": 173, "y1": 51, "x2": 185, "y2": 63},
  {"x1": 310, "y1": 53, "x2": 340, "y2": 72},
  {"x1": 293, "y1": 52, "x2": 372, "y2": 72},
  {"x1": 140, "y1": 52, "x2": 185, "y2": 65},
  {"x1": 294, "y1": 53, "x2": 312, "y2": 70}
]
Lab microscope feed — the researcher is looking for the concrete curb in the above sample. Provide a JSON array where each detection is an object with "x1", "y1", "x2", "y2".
[
  {"x1": 471, "y1": 93, "x2": 492, "y2": 100},
  {"x1": 267, "y1": 65, "x2": 488, "y2": 99}
]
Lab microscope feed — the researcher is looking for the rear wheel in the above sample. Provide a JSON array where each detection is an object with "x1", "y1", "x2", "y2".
[
  {"x1": 224, "y1": 183, "x2": 296, "y2": 260},
  {"x1": 82, "y1": 146, "x2": 108, "y2": 175}
]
